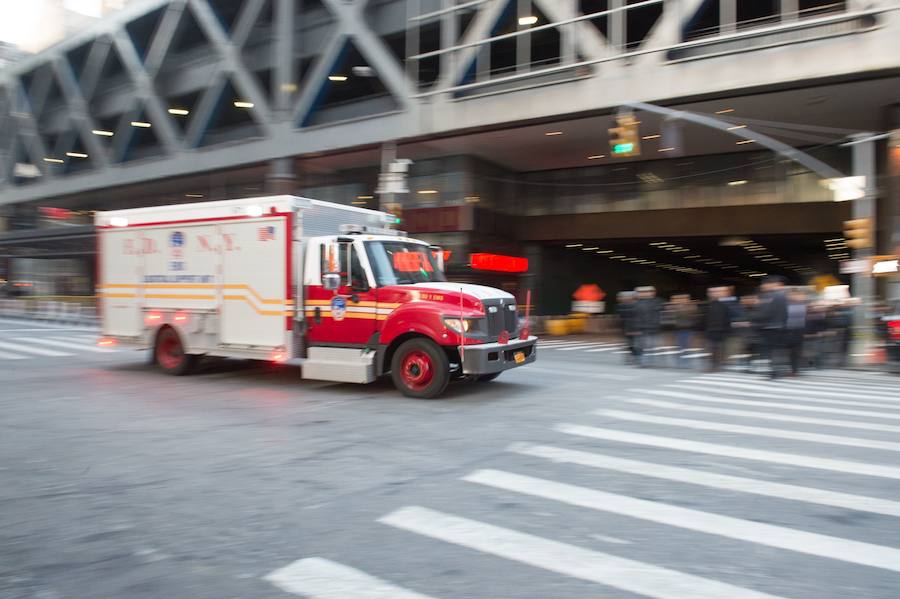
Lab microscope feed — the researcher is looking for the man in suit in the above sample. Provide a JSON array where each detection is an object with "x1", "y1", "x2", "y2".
[
  {"x1": 704, "y1": 286, "x2": 733, "y2": 372},
  {"x1": 757, "y1": 276, "x2": 788, "y2": 378}
]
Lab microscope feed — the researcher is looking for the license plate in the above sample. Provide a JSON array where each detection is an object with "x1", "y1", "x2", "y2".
[{"x1": 514, "y1": 351, "x2": 526, "y2": 364}]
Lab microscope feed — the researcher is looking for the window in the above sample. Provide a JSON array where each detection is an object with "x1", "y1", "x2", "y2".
[{"x1": 366, "y1": 241, "x2": 447, "y2": 286}]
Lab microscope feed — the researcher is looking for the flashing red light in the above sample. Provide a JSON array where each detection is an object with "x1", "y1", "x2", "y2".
[
  {"x1": 97, "y1": 337, "x2": 117, "y2": 347},
  {"x1": 145, "y1": 312, "x2": 163, "y2": 325},
  {"x1": 469, "y1": 253, "x2": 529, "y2": 273},
  {"x1": 519, "y1": 327, "x2": 530, "y2": 340},
  {"x1": 889, "y1": 319, "x2": 900, "y2": 342},
  {"x1": 173, "y1": 312, "x2": 189, "y2": 324},
  {"x1": 270, "y1": 348, "x2": 288, "y2": 363}
]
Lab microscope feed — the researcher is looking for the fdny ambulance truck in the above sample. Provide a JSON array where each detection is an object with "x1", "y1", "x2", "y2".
[{"x1": 95, "y1": 196, "x2": 536, "y2": 398}]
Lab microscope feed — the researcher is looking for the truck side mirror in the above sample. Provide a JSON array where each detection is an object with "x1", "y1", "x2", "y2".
[{"x1": 322, "y1": 273, "x2": 341, "y2": 291}]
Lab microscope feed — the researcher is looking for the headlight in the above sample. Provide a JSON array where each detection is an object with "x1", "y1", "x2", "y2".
[{"x1": 443, "y1": 318, "x2": 472, "y2": 333}]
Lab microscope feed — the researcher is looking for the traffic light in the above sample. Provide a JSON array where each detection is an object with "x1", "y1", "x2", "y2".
[
  {"x1": 609, "y1": 113, "x2": 641, "y2": 157},
  {"x1": 843, "y1": 218, "x2": 873, "y2": 250}
]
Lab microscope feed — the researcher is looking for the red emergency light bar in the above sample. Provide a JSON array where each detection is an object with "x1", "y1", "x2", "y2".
[{"x1": 469, "y1": 253, "x2": 529, "y2": 273}]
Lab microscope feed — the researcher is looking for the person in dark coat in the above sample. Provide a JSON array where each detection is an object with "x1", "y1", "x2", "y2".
[
  {"x1": 617, "y1": 291, "x2": 639, "y2": 364},
  {"x1": 704, "y1": 286, "x2": 733, "y2": 372},
  {"x1": 784, "y1": 288, "x2": 809, "y2": 376},
  {"x1": 757, "y1": 276, "x2": 788, "y2": 378},
  {"x1": 632, "y1": 286, "x2": 664, "y2": 367}
]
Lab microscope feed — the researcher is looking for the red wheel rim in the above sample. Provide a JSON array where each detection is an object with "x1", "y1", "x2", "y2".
[
  {"x1": 156, "y1": 330, "x2": 184, "y2": 370},
  {"x1": 400, "y1": 350, "x2": 434, "y2": 391}
]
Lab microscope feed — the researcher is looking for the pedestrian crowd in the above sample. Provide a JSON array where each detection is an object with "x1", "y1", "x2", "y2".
[{"x1": 616, "y1": 276, "x2": 857, "y2": 378}]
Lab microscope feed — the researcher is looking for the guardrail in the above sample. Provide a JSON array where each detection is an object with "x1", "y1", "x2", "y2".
[{"x1": 0, "y1": 296, "x2": 98, "y2": 326}]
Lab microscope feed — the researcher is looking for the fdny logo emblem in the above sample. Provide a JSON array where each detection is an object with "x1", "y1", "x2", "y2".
[
  {"x1": 331, "y1": 296, "x2": 347, "y2": 322},
  {"x1": 170, "y1": 231, "x2": 184, "y2": 259}
]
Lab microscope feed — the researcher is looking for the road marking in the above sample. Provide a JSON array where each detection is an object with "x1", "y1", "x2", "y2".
[
  {"x1": 656, "y1": 387, "x2": 900, "y2": 420},
  {"x1": 40, "y1": 337, "x2": 116, "y2": 353},
  {"x1": 0, "y1": 340, "x2": 71, "y2": 357},
  {"x1": 379, "y1": 506, "x2": 783, "y2": 599},
  {"x1": 54, "y1": 334, "x2": 101, "y2": 343},
  {"x1": 554, "y1": 343, "x2": 619, "y2": 351},
  {"x1": 264, "y1": 557, "x2": 436, "y2": 599},
  {"x1": 626, "y1": 397, "x2": 900, "y2": 433},
  {"x1": 0, "y1": 349, "x2": 26, "y2": 360},
  {"x1": 698, "y1": 374, "x2": 900, "y2": 398},
  {"x1": 525, "y1": 365, "x2": 634, "y2": 381},
  {"x1": 464, "y1": 469, "x2": 900, "y2": 574},
  {"x1": 510, "y1": 443, "x2": 900, "y2": 518},
  {"x1": 586, "y1": 345, "x2": 627, "y2": 353},
  {"x1": 683, "y1": 352, "x2": 712, "y2": 359},
  {"x1": 691, "y1": 378, "x2": 900, "y2": 402},
  {"x1": 597, "y1": 409, "x2": 900, "y2": 452},
  {"x1": 557, "y1": 424, "x2": 900, "y2": 479}
]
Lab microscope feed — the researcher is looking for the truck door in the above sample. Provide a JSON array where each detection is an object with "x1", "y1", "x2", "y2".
[{"x1": 306, "y1": 240, "x2": 378, "y2": 347}]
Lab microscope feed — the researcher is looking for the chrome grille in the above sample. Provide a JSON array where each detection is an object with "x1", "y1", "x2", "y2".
[{"x1": 483, "y1": 299, "x2": 517, "y2": 340}]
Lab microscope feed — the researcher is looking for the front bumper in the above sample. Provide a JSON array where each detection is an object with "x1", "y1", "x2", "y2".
[{"x1": 460, "y1": 336, "x2": 537, "y2": 375}]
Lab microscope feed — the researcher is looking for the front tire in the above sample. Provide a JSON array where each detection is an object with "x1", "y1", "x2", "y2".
[
  {"x1": 154, "y1": 327, "x2": 198, "y2": 376},
  {"x1": 391, "y1": 338, "x2": 450, "y2": 399}
]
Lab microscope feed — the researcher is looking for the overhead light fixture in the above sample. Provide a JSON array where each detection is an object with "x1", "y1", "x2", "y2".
[
  {"x1": 611, "y1": 255, "x2": 625, "y2": 259},
  {"x1": 545, "y1": 131, "x2": 563, "y2": 136},
  {"x1": 43, "y1": 157, "x2": 64, "y2": 163},
  {"x1": 66, "y1": 152, "x2": 88, "y2": 158},
  {"x1": 327, "y1": 75, "x2": 348, "y2": 82},
  {"x1": 685, "y1": 255, "x2": 700, "y2": 259},
  {"x1": 736, "y1": 139, "x2": 756, "y2": 145},
  {"x1": 642, "y1": 134, "x2": 661, "y2": 140},
  {"x1": 727, "y1": 125, "x2": 747, "y2": 131},
  {"x1": 596, "y1": 250, "x2": 613, "y2": 254},
  {"x1": 356, "y1": 195, "x2": 374, "y2": 200},
  {"x1": 587, "y1": 154, "x2": 605, "y2": 160},
  {"x1": 91, "y1": 129, "x2": 114, "y2": 136},
  {"x1": 728, "y1": 180, "x2": 748, "y2": 186},
  {"x1": 658, "y1": 147, "x2": 675, "y2": 152},
  {"x1": 130, "y1": 121, "x2": 152, "y2": 128},
  {"x1": 233, "y1": 101, "x2": 255, "y2": 108},
  {"x1": 649, "y1": 242, "x2": 667, "y2": 246},
  {"x1": 464, "y1": 196, "x2": 481, "y2": 203},
  {"x1": 168, "y1": 108, "x2": 189, "y2": 116},
  {"x1": 565, "y1": 243, "x2": 583, "y2": 248},
  {"x1": 351, "y1": 201, "x2": 367, "y2": 206},
  {"x1": 185, "y1": 193, "x2": 203, "y2": 198},
  {"x1": 518, "y1": 15, "x2": 538, "y2": 26},
  {"x1": 716, "y1": 108, "x2": 735, "y2": 114},
  {"x1": 417, "y1": 189, "x2": 438, "y2": 195},
  {"x1": 583, "y1": 247, "x2": 600, "y2": 251}
]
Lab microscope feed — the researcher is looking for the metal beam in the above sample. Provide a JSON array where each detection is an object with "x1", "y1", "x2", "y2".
[
  {"x1": 189, "y1": 0, "x2": 274, "y2": 132},
  {"x1": 111, "y1": 29, "x2": 182, "y2": 155},
  {"x1": 5, "y1": 83, "x2": 53, "y2": 178},
  {"x1": 292, "y1": 31, "x2": 349, "y2": 126},
  {"x1": 440, "y1": 0, "x2": 510, "y2": 89},
  {"x1": 232, "y1": 0, "x2": 267, "y2": 49},
  {"x1": 52, "y1": 56, "x2": 111, "y2": 169},
  {"x1": 273, "y1": 0, "x2": 295, "y2": 116},
  {"x1": 185, "y1": 73, "x2": 227, "y2": 148},
  {"x1": 145, "y1": 0, "x2": 187, "y2": 77},
  {"x1": 27, "y1": 66, "x2": 55, "y2": 119},
  {"x1": 78, "y1": 39, "x2": 112, "y2": 101}
]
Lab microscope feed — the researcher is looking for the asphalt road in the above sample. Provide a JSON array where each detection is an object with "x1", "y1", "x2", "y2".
[{"x1": 2, "y1": 318, "x2": 900, "y2": 599}]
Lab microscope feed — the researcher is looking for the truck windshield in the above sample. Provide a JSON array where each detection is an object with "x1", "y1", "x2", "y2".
[{"x1": 366, "y1": 241, "x2": 447, "y2": 286}]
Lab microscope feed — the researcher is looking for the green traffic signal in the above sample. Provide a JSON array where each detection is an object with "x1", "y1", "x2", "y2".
[{"x1": 613, "y1": 142, "x2": 634, "y2": 154}]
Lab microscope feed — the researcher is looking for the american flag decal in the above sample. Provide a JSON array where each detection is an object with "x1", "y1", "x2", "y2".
[{"x1": 258, "y1": 226, "x2": 276, "y2": 241}]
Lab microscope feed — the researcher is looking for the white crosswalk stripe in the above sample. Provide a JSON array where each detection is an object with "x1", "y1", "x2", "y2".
[
  {"x1": 510, "y1": 443, "x2": 900, "y2": 518},
  {"x1": 379, "y1": 506, "x2": 783, "y2": 599},
  {"x1": 625, "y1": 397, "x2": 900, "y2": 433},
  {"x1": 0, "y1": 349, "x2": 26, "y2": 360},
  {"x1": 596, "y1": 409, "x2": 900, "y2": 452},
  {"x1": 265, "y1": 558, "x2": 436, "y2": 599},
  {"x1": 655, "y1": 387, "x2": 900, "y2": 418},
  {"x1": 558, "y1": 423, "x2": 900, "y2": 479},
  {"x1": 0, "y1": 339, "x2": 71, "y2": 357},
  {"x1": 694, "y1": 376, "x2": 899, "y2": 400},
  {"x1": 17, "y1": 337, "x2": 115, "y2": 353},
  {"x1": 464, "y1": 469, "x2": 900, "y2": 573}
]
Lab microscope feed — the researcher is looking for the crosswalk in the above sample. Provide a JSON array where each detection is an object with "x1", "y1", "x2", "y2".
[
  {"x1": 537, "y1": 337, "x2": 712, "y2": 359},
  {"x1": 0, "y1": 334, "x2": 113, "y2": 360},
  {"x1": 265, "y1": 370, "x2": 900, "y2": 598}
]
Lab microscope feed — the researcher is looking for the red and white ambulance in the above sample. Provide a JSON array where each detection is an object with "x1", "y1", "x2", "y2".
[{"x1": 95, "y1": 196, "x2": 536, "y2": 398}]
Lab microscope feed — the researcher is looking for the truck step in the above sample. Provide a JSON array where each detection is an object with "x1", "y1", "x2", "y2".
[{"x1": 301, "y1": 346, "x2": 376, "y2": 384}]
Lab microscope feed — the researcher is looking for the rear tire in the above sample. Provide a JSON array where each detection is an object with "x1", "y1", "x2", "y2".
[
  {"x1": 391, "y1": 338, "x2": 450, "y2": 399},
  {"x1": 154, "y1": 327, "x2": 198, "y2": 376},
  {"x1": 476, "y1": 372, "x2": 501, "y2": 382}
]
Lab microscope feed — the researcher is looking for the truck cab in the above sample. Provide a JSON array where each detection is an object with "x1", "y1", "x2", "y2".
[{"x1": 301, "y1": 229, "x2": 536, "y2": 397}]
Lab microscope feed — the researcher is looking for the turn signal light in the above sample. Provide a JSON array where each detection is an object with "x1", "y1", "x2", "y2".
[
  {"x1": 270, "y1": 347, "x2": 288, "y2": 363},
  {"x1": 97, "y1": 337, "x2": 117, "y2": 347},
  {"x1": 173, "y1": 312, "x2": 188, "y2": 324}
]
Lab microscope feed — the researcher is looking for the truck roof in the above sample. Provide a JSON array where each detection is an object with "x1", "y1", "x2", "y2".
[{"x1": 95, "y1": 196, "x2": 393, "y2": 228}]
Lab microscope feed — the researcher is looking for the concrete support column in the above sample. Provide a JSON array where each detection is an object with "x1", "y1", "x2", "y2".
[
  {"x1": 273, "y1": 0, "x2": 295, "y2": 117},
  {"x1": 610, "y1": 0, "x2": 626, "y2": 51},
  {"x1": 516, "y1": 0, "x2": 532, "y2": 73},
  {"x1": 720, "y1": 0, "x2": 736, "y2": 33},
  {"x1": 440, "y1": 0, "x2": 458, "y2": 82},
  {"x1": 265, "y1": 157, "x2": 297, "y2": 195},
  {"x1": 560, "y1": 0, "x2": 577, "y2": 64}
]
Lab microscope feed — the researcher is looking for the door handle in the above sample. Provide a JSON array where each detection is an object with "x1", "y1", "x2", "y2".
[
  {"x1": 350, "y1": 294, "x2": 360, "y2": 303},
  {"x1": 314, "y1": 306, "x2": 321, "y2": 324}
]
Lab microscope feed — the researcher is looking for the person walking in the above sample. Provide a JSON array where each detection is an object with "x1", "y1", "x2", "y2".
[
  {"x1": 617, "y1": 291, "x2": 639, "y2": 364},
  {"x1": 757, "y1": 276, "x2": 788, "y2": 378},
  {"x1": 632, "y1": 286, "x2": 663, "y2": 367},
  {"x1": 785, "y1": 288, "x2": 809, "y2": 376},
  {"x1": 669, "y1": 294, "x2": 699, "y2": 368},
  {"x1": 704, "y1": 286, "x2": 733, "y2": 372}
]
